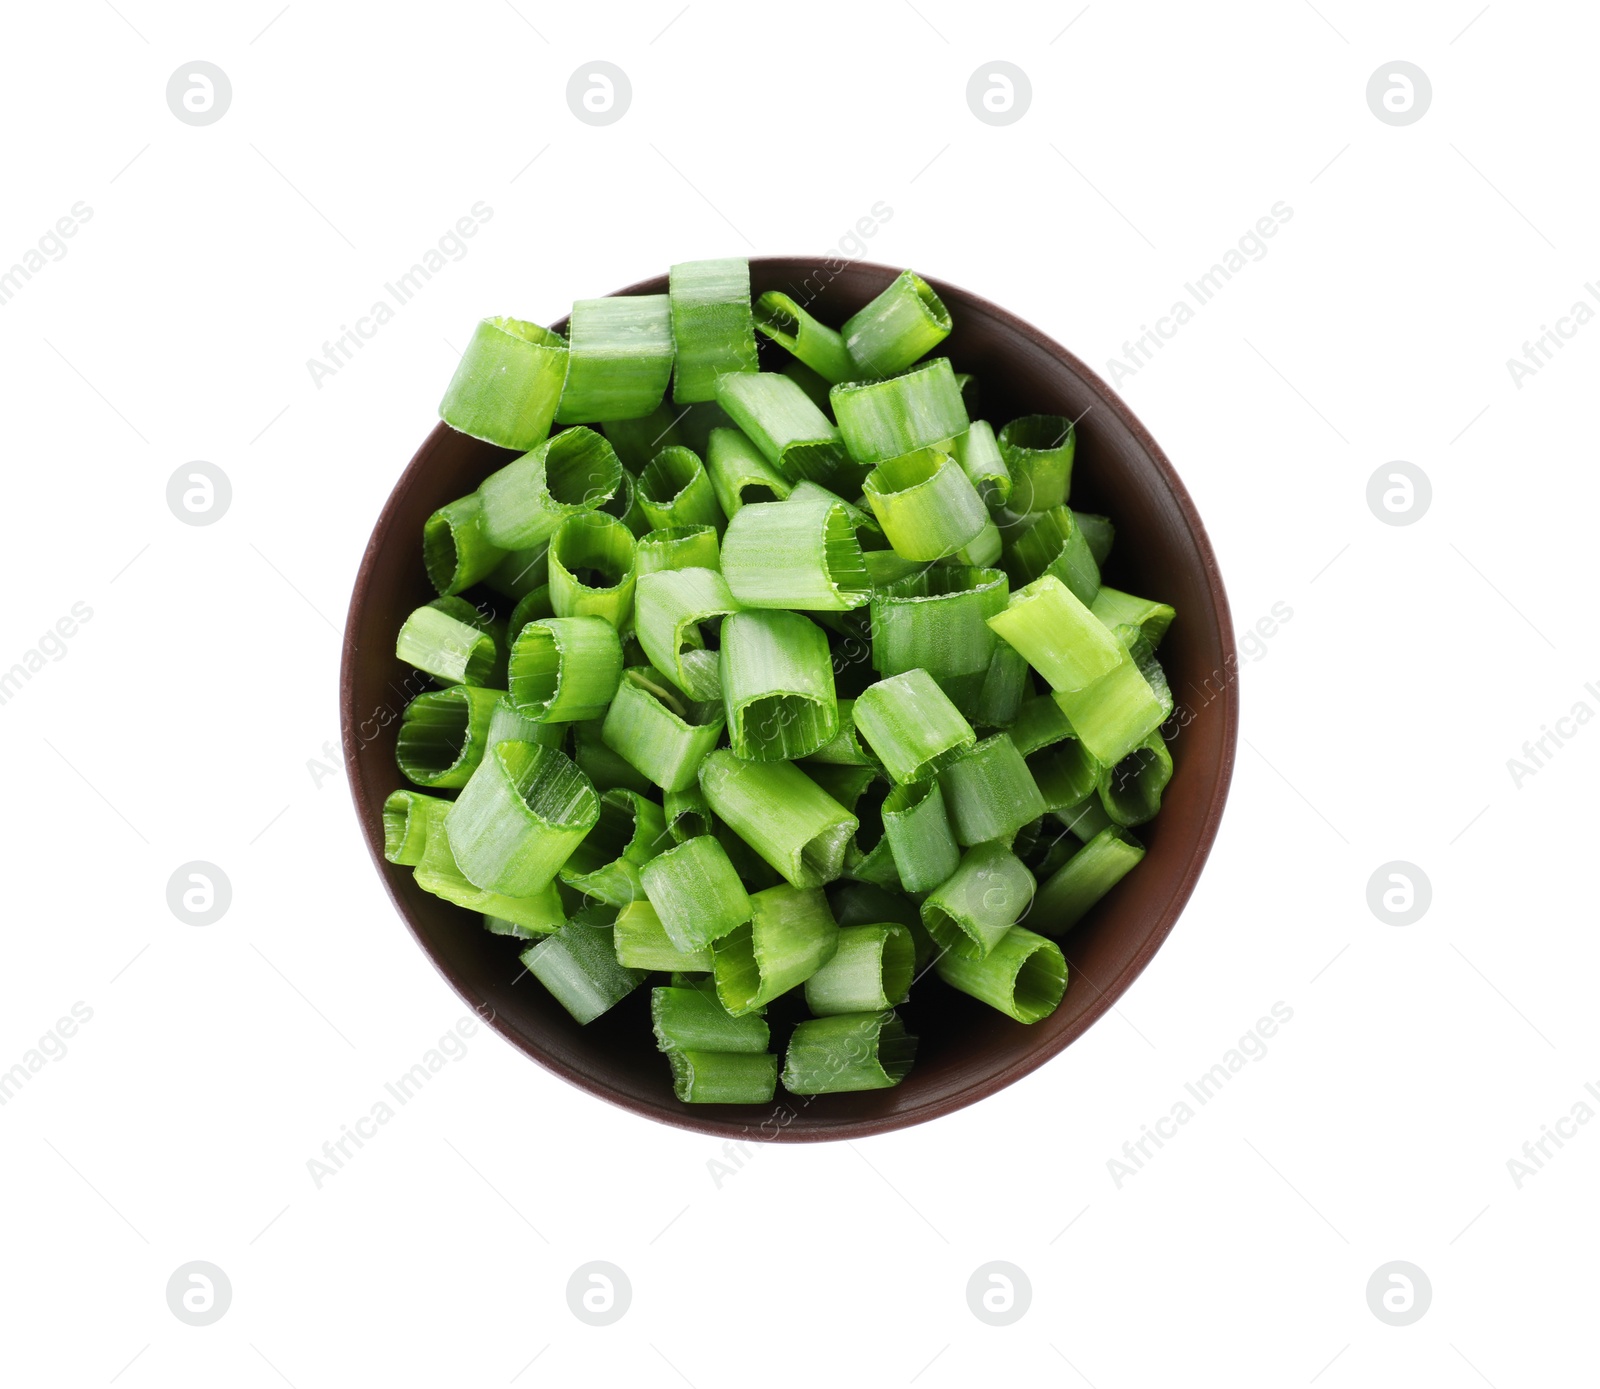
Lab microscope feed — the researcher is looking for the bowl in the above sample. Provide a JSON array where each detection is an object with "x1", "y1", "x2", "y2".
[{"x1": 341, "y1": 257, "x2": 1237, "y2": 1141}]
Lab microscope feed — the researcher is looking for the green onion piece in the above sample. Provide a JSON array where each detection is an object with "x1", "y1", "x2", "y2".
[
  {"x1": 712, "y1": 883, "x2": 840, "y2": 1015},
  {"x1": 871, "y1": 565, "x2": 1009, "y2": 719},
  {"x1": 439, "y1": 316, "x2": 568, "y2": 451},
  {"x1": 1091, "y1": 586, "x2": 1175, "y2": 647},
  {"x1": 841, "y1": 269, "x2": 951, "y2": 379},
  {"x1": 601, "y1": 468, "x2": 650, "y2": 537},
  {"x1": 862, "y1": 548, "x2": 924, "y2": 588},
  {"x1": 705, "y1": 426, "x2": 794, "y2": 518},
  {"x1": 640, "y1": 834, "x2": 752, "y2": 952},
  {"x1": 801, "y1": 698, "x2": 881, "y2": 769},
  {"x1": 614, "y1": 900, "x2": 712, "y2": 971},
  {"x1": 1075, "y1": 511, "x2": 1115, "y2": 567},
  {"x1": 427, "y1": 594, "x2": 504, "y2": 652},
  {"x1": 780, "y1": 358, "x2": 837, "y2": 420},
  {"x1": 477, "y1": 426, "x2": 623, "y2": 550},
  {"x1": 1010, "y1": 693, "x2": 1076, "y2": 755},
  {"x1": 880, "y1": 778, "x2": 960, "y2": 893},
  {"x1": 714, "y1": 373, "x2": 847, "y2": 483},
  {"x1": 841, "y1": 779, "x2": 901, "y2": 889},
  {"x1": 781, "y1": 1010, "x2": 916, "y2": 1093},
  {"x1": 484, "y1": 912, "x2": 548, "y2": 940},
  {"x1": 485, "y1": 543, "x2": 551, "y2": 601},
  {"x1": 396, "y1": 685, "x2": 499, "y2": 788},
  {"x1": 508, "y1": 582, "x2": 555, "y2": 635},
  {"x1": 973, "y1": 641, "x2": 1030, "y2": 730},
  {"x1": 639, "y1": 445, "x2": 727, "y2": 534},
  {"x1": 651, "y1": 984, "x2": 770, "y2": 1052},
  {"x1": 720, "y1": 498, "x2": 870, "y2": 611},
  {"x1": 396, "y1": 604, "x2": 497, "y2": 686},
  {"x1": 831, "y1": 357, "x2": 969, "y2": 467},
  {"x1": 1028, "y1": 736, "x2": 1101, "y2": 813},
  {"x1": 664, "y1": 785, "x2": 712, "y2": 842},
  {"x1": 634, "y1": 567, "x2": 741, "y2": 701},
  {"x1": 669, "y1": 1050, "x2": 778, "y2": 1103},
  {"x1": 486, "y1": 692, "x2": 566, "y2": 755},
  {"x1": 1006, "y1": 504, "x2": 1101, "y2": 606},
  {"x1": 805, "y1": 924, "x2": 914, "y2": 1015},
  {"x1": 954, "y1": 518, "x2": 1003, "y2": 568},
  {"x1": 716, "y1": 822, "x2": 786, "y2": 891},
  {"x1": 521, "y1": 917, "x2": 646, "y2": 1024},
  {"x1": 934, "y1": 926, "x2": 1066, "y2": 1022},
  {"x1": 508, "y1": 616, "x2": 623, "y2": 721},
  {"x1": 444, "y1": 740, "x2": 599, "y2": 895},
  {"x1": 938, "y1": 733, "x2": 1048, "y2": 846},
  {"x1": 1117, "y1": 623, "x2": 1174, "y2": 716},
  {"x1": 950, "y1": 420, "x2": 1010, "y2": 505},
  {"x1": 1058, "y1": 794, "x2": 1113, "y2": 843},
  {"x1": 572, "y1": 716, "x2": 653, "y2": 795},
  {"x1": 637, "y1": 525, "x2": 721, "y2": 576},
  {"x1": 987, "y1": 574, "x2": 1123, "y2": 693},
  {"x1": 382, "y1": 788, "x2": 439, "y2": 866},
  {"x1": 752, "y1": 290, "x2": 856, "y2": 383},
  {"x1": 860, "y1": 449, "x2": 986, "y2": 564},
  {"x1": 425, "y1": 494, "x2": 506, "y2": 596},
  {"x1": 699, "y1": 750, "x2": 857, "y2": 888},
  {"x1": 558, "y1": 787, "x2": 669, "y2": 906},
  {"x1": 852, "y1": 668, "x2": 977, "y2": 785},
  {"x1": 548, "y1": 512, "x2": 637, "y2": 627},
  {"x1": 719, "y1": 609, "x2": 839, "y2": 760},
  {"x1": 787, "y1": 481, "x2": 880, "y2": 536},
  {"x1": 602, "y1": 667, "x2": 726, "y2": 792},
  {"x1": 802, "y1": 761, "x2": 877, "y2": 810},
  {"x1": 998, "y1": 415, "x2": 1076, "y2": 514},
  {"x1": 1051, "y1": 653, "x2": 1168, "y2": 767},
  {"x1": 952, "y1": 370, "x2": 980, "y2": 414},
  {"x1": 669, "y1": 257, "x2": 759, "y2": 404},
  {"x1": 1033, "y1": 825, "x2": 1145, "y2": 931},
  {"x1": 555, "y1": 294, "x2": 674, "y2": 422},
  {"x1": 920, "y1": 841, "x2": 1036, "y2": 959},
  {"x1": 1097, "y1": 732, "x2": 1172, "y2": 827},
  {"x1": 601, "y1": 403, "x2": 686, "y2": 471},
  {"x1": 830, "y1": 881, "x2": 919, "y2": 930}
]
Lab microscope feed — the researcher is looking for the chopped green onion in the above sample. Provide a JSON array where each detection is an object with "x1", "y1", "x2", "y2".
[
  {"x1": 832, "y1": 358, "x2": 969, "y2": 466},
  {"x1": 954, "y1": 518, "x2": 1003, "y2": 568},
  {"x1": 602, "y1": 667, "x2": 726, "y2": 792},
  {"x1": 1057, "y1": 794, "x2": 1113, "y2": 843},
  {"x1": 669, "y1": 1050, "x2": 778, "y2": 1103},
  {"x1": 558, "y1": 787, "x2": 668, "y2": 906},
  {"x1": 712, "y1": 883, "x2": 840, "y2": 1015},
  {"x1": 614, "y1": 900, "x2": 712, "y2": 971},
  {"x1": 425, "y1": 494, "x2": 506, "y2": 596},
  {"x1": 1051, "y1": 652, "x2": 1168, "y2": 767},
  {"x1": 716, "y1": 822, "x2": 786, "y2": 891},
  {"x1": 781, "y1": 1010, "x2": 916, "y2": 1093},
  {"x1": 638, "y1": 445, "x2": 727, "y2": 533},
  {"x1": 987, "y1": 574, "x2": 1122, "y2": 692},
  {"x1": 641, "y1": 834, "x2": 752, "y2": 952},
  {"x1": 396, "y1": 685, "x2": 499, "y2": 788},
  {"x1": 664, "y1": 784, "x2": 712, "y2": 842},
  {"x1": 1091, "y1": 586, "x2": 1175, "y2": 647},
  {"x1": 1032, "y1": 825, "x2": 1145, "y2": 931},
  {"x1": 705, "y1": 426, "x2": 794, "y2": 518},
  {"x1": 852, "y1": 668, "x2": 977, "y2": 785},
  {"x1": 934, "y1": 926, "x2": 1066, "y2": 1023},
  {"x1": 439, "y1": 316, "x2": 567, "y2": 450},
  {"x1": 521, "y1": 917, "x2": 646, "y2": 1024},
  {"x1": 508, "y1": 616, "x2": 623, "y2": 721},
  {"x1": 841, "y1": 779, "x2": 901, "y2": 888},
  {"x1": 486, "y1": 542, "x2": 551, "y2": 601},
  {"x1": 698, "y1": 750, "x2": 857, "y2": 889},
  {"x1": 634, "y1": 566, "x2": 740, "y2": 701},
  {"x1": 571, "y1": 716, "x2": 653, "y2": 795},
  {"x1": 1097, "y1": 732, "x2": 1172, "y2": 827},
  {"x1": 921, "y1": 841, "x2": 1036, "y2": 960},
  {"x1": 382, "y1": 788, "x2": 440, "y2": 866},
  {"x1": 396, "y1": 604, "x2": 497, "y2": 686},
  {"x1": 804, "y1": 924, "x2": 914, "y2": 1014},
  {"x1": 860, "y1": 447, "x2": 987, "y2": 560},
  {"x1": 1010, "y1": 693, "x2": 1076, "y2": 756},
  {"x1": 485, "y1": 692, "x2": 566, "y2": 755},
  {"x1": 950, "y1": 420, "x2": 1010, "y2": 505},
  {"x1": 871, "y1": 565, "x2": 1008, "y2": 719},
  {"x1": 508, "y1": 582, "x2": 555, "y2": 635},
  {"x1": 652, "y1": 984, "x2": 770, "y2": 1052},
  {"x1": 802, "y1": 760, "x2": 878, "y2": 811},
  {"x1": 714, "y1": 373, "x2": 847, "y2": 483},
  {"x1": 1117, "y1": 623, "x2": 1174, "y2": 717},
  {"x1": 601, "y1": 468, "x2": 650, "y2": 537},
  {"x1": 1075, "y1": 511, "x2": 1115, "y2": 567},
  {"x1": 478, "y1": 426, "x2": 623, "y2": 550},
  {"x1": 880, "y1": 778, "x2": 960, "y2": 893},
  {"x1": 752, "y1": 290, "x2": 856, "y2": 383},
  {"x1": 1027, "y1": 736, "x2": 1100, "y2": 813},
  {"x1": 997, "y1": 414, "x2": 1075, "y2": 514},
  {"x1": 719, "y1": 609, "x2": 839, "y2": 760},
  {"x1": 830, "y1": 881, "x2": 919, "y2": 930},
  {"x1": 938, "y1": 733, "x2": 1048, "y2": 846},
  {"x1": 555, "y1": 294, "x2": 674, "y2": 423},
  {"x1": 669, "y1": 258, "x2": 759, "y2": 404},
  {"x1": 601, "y1": 404, "x2": 687, "y2": 471},
  {"x1": 484, "y1": 912, "x2": 549, "y2": 940},
  {"x1": 841, "y1": 269, "x2": 951, "y2": 378},
  {"x1": 1006, "y1": 504, "x2": 1101, "y2": 605},
  {"x1": 637, "y1": 524, "x2": 721, "y2": 576},
  {"x1": 801, "y1": 698, "x2": 881, "y2": 769},
  {"x1": 780, "y1": 358, "x2": 838, "y2": 420},
  {"x1": 973, "y1": 641, "x2": 1030, "y2": 729},
  {"x1": 720, "y1": 497, "x2": 870, "y2": 611},
  {"x1": 548, "y1": 512, "x2": 637, "y2": 627}
]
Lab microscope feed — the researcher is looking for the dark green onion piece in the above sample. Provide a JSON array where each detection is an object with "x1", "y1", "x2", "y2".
[
  {"x1": 396, "y1": 685, "x2": 499, "y2": 788},
  {"x1": 699, "y1": 750, "x2": 857, "y2": 889},
  {"x1": 832, "y1": 358, "x2": 969, "y2": 469},
  {"x1": 841, "y1": 269, "x2": 951, "y2": 379},
  {"x1": 485, "y1": 692, "x2": 566, "y2": 755},
  {"x1": 396, "y1": 604, "x2": 497, "y2": 686},
  {"x1": 477, "y1": 426, "x2": 623, "y2": 550},
  {"x1": 801, "y1": 698, "x2": 881, "y2": 769},
  {"x1": 651, "y1": 984, "x2": 770, "y2": 1052},
  {"x1": 602, "y1": 402, "x2": 687, "y2": 471},
  {"x1": 780, "y1": 358, "x2": 838, "y2": 420},
  {"x1": 1091, "y1": 586, "x2": 1175, "y2": 647},
  {"x1": 669, "y1": 257, "x2": 759, "y2": 404},
  {"x1": 439, "y1": 316, "x2": 568, "y2": 451},
  {"x1": 934, "y1": 926, "x2": 1066, "y2": 1023},
  {"x1": 508, "y1": 615, "x2": 623, "y2": 721},
  {"x1": 641, "y1": 834, "x2": 752, "y2": 952},
  {"x1": 558, "y1": 787, "x2": 669, "y2": 907},
  {"x1": 1033, "y1": 825, "x2": 1145, "y2": 931},
  {"x1": 555, "y1": 294, "x2": 674, "y2": 422},
  {"x1": 1006, "y1": 504, "x2": 1101, "y2": 606},
  {"x1": 719, "y1": 609, "x2": 839, "y2": 761},
  {"x1": 664, "y1": 785, "x2": 712, "y2": 842},
  {"x1": 998, "y1": 414, "x2": 1076, "y2": 514},
  {"x1": 1058, "y1": 795, "x2": 1113, "y2": 843},
  {"x1": 639, "y1": 445, "x2": 727, "y2": 534},
  {"x1": 634, "y1": 567, "x2": 741, "y2": 701},
  {"x1": 781, "y1": 1010, "x2": 917, "y2": 1093},
  {"x1": 705, "y1": 426, "x2": 794, "y2": 518},
  {"x1": 871, "y1": 565, "x2": 1009, "y2": 720},
  {"x1": 508, "y1": 582, "x2": 555, "y2": 635},
  {"x1": 973, "y1": 641, "x2": 1030, "y2": 730},
  {"x1": 615, "y1": 900, "x2": 712, "y2": 971},
  {"x1": 1009, "y1": 693, "x2": 1076, "y2": 756},
  {"x1": 988, "y1": 575, "x2": 1123, "y2": 692},
  {"x1": 720, "y1": 498, "x2": 870, "y2": 611},
  {"x1": 752, "y1": 290, "x2": 856, "y2": 383},
  {"x1": 802, "y1": 766, "x2": 896, "y2": 889},
  {"x1": 1028, "y1": 735, "x2": 1101, "y2": 813},
  {"x1": 485, "y1": 543, "x2": 551, "y2": 601},
  {"x1": 602, "y1": 667, "x2": 726, "y2": 793},
  {"x1": 712, "y1": 883, "x2": 840, "y2": 1015},
  {"x1": 852, "y1": 668, "x2": 977, "y2": 785},
  {"x1": 938, "y1": 733, "x2": 1048, "y2": 846},
  {"x1": 1075, "y1": 512, "x2": 1115, "y2": 567},
  {"x1": 860, "y1": 446, "x2": 987, "y2": 560},
  {"x1": 637, "y1": 525, "x2": 721, "y2": 576},
  {"x1": 425, "y1": 494, "x2": 506, "y2": 596},
  {"x1": 950, "y1": 420, "x2": 1010, "y2": 506},
  {"x1": 921, "y1": 841, "x2": 1036, "y2": 959},
  {"x1": 669, "y1": 1050, "x2": 778, "y2": 1103},
  {"x1": 714, "y1": 373, "x2": 848, "y2": 483},
  {"x1": 804, "y1": 924, "x2": 914, "y2": 1014},
  {"x1": 881, "y1": 778, "x2": 961, "y2": 893},
  {"x1": 521, "y1": 917, "x2": 646, "y2": 1024},
  {"x1": 1097, "y1": 732, "x2": 1172, "y2": 827},
  {"x1": 548, "y1": 511, "x2": 637, "y2": 627}
]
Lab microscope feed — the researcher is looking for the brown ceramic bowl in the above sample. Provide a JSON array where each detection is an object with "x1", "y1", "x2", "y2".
[{"x1": 341, "y1": 257, "x2": 1237, "y2": 1142}]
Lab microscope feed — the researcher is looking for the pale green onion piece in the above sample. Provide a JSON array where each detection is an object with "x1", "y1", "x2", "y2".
[
  {"x1": 852, "y1": 668, "x2": 977, "y2": 784},
  {"x1": 1028, "y1": 736, "x2": 1100, "y2": 813},
  {"x1": 863, "y1": 548, "x2": 924, "y2": 588},
  {"x1": 781, "y1": 1010, "x2": 916, "y2": 1093},
  {"x1": 1091, "y1": 586, "x2": 1175, "y2": 647},
  {"x1": 705, "y1": 426, "x2": 794, "y2": 518},
  {"x1": 572, "y1": 716, "x2": 653, "y2": 795},
  {"x1": 484, "y1": 912, "x2": 547, "y2": 940},
  {"x1": 712, "y1": 883, "x2": 840, "y2": 1015},
  {"x1": 801, "y1": 698, "x2": 881, "y2": 769},
  {"x1": 555, "y1": 294, "x2": 674, "y2": 422},
  {"x1": 614, "y1": 900, "x2": 712, "y2": 971},
  {"x1": 719, "y1": 609, "x2": 839, "y2": 760},
  {"x1": 396, "y1": 604, "x2": 497, "y2": 686},
  {"x1": 601, "y1": 403, "x2": 686, "y2": 471},
  {"x1": 1010, "y1": 693, "x2": 1076, "y2": 756},
  {"x1": 781, "y1": 358, "x2": 837, "y2": 420},
  {"x1": 477, "y1": 426, "x2": 623, "y2": 550},
  {"x1": 786, "y1": 480, "x2": 881, "y2": 537},
  {"x1": 444, "y1": 740, "x2": 599, "y2": 895},
  {"x1": 508, "y1": 615, "x2": 623, "y2": 721},
  {"x1": 639, "y1": 445, "x2": 727, "y2": 533},
  {"x1": 881, "y1": 778, "x2": 961, "y2": 893},
  {"x1": 382, "y1": 788, "x2": 439, "y2": 866},
  {"x1": 439, "y1": 316, "x2": 567, "y2": 450},
  {"x1": 720, "y1": 497, "x2": 870, "y2": 611},
  {"x1": 714, "y1": 373, "x2": 847, "y2": 483},
  {"x1": 634, "y1": 567, "x2": 741, "y2": 701},
  {"x1": 860, "y1": 447, "x2": 987, "y2": 561},
  {"x1": 1058, "y1": 795, "x2": 1113, "y2": 843},
  {"x1": 1075, "y1": 512, "x2": 1115, "y2": 567},
  {"x1": 669, "y1": 1050, "x2": 778, "y2": 1103},
  {"x1": 396, "y1": 685, "x2": 499, "y2": 788},
  {"x1": 1033, "y1": 825, "x2": 1145, "y2": 931},
  {"x1": 752, "y1": 290, "x2": 856, "y2": 383},
  {"x1": 521, "y1": 918, "x2": 646, "y2": 1024},
  {"x1": 558, "y1": 787, "x2": 668, "y2": 906},
  {"x1": 954, "y1": 518, "x2": 1003, "y2": 568},
  {"x1": 1117, "y1": 624, "x2": 1174, "y2": 717},
  {"x1": 601, "y1": 468, "x2": 650, "y2": 537},
  {"x1": 548, "y1": 511, "x2": 637, "y2": 627},
  {"x1": 485, "y1": 542, "x2": 551, "y2": 601},
  {"x1": 841, "y1": 269, "x2": 951, "y2": 379},
  {"x1": 651, "y1": 984, "x2": 770, "y2": 1052},
  {"x1": 665, "y1": 785, "x2": 712, "y2": 842},
  {"x1": 602, "y1": 667, "x2": 725, "y2": 793},
  {"x1": 804, "y1": 924, "x2": 914, "y2": 1014},
  {"x1": 938, "y1": 733, "x2": 1048, "y2": 846},
  {"x1": 998, "y1": 414, "x2": 1076, "y2": 514},
  {"x1": 987, "y1": 574, "x2": 1123, "y2": 692},
  {"x1": 1006, "y1": 504, "x2": 1101, "y2": 606},
  {"x1": 934, "y1": 926, "x2": 1066, "y2": 1023},
  {"x1": 485, "y1": 692, "x2": 566, "y2": 755},
  {"x1": 428, "y1": 595, "x2": 505, "y2": 659},
  {"x1": 871, "y1": 565, "x2": 1008, "y2": 719},
  {"x1": 637, "y1": 525, "x2": 721, "y2": 576},
  {"x1": 973, "y1": 641, "x2": 1030, "y2": 729},
  {"x1": 669, "y1": 258, "x2": 759, "y2": 404},
  {"x1": 641, "y1": 834, "x2": 752, "y2": 952},
  {"x1": 1051, "y1": 652, "x2": 1168, "y2": 767},
  {"x1": 950, "y1": 420, "x2": 1010, "y2": 505},
  {"x1": 699, "y1": 750, "x2": 857, "y2": 889},
  {"x1": 920, "y1": 841, "x2": 1036, "y2": 959},
  {"x1": 1097, "y1": 732, "x2": 1172, "y2": 827},
  {"x1": 832, "y1": 357, "x2": 969, "y2": 465},
  {"x1": 508, "y1": 583, "x2": 555, "y2": 635},
  {"x1": 425, "y1": 494, "x2": 506, "y2": 596}
]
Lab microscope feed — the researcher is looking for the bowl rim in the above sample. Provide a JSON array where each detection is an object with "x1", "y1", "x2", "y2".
[{"x1": 341, "y1": 256, "x2": 1238, "y2": 1141}]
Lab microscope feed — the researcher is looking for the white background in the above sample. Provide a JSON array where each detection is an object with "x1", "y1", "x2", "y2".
[{"x1": 1, "y1": 0, "x2": 1595, "y2": 1384}]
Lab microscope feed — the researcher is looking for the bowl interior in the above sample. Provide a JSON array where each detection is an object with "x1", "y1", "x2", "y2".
[{"x1": 340, "y1": 257, "x2": 1237, "y2": 1141}]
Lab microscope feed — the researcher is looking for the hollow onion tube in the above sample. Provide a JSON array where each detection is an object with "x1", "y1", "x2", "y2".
[
  {"x1": 508, "y1": 616, "x2": 623, "y2": 721},
  {"x1": 787, "y1": 481, "x2": 880, "y2": 537},
  {"x1": 1010, "y1": 693, "x2": 1076, "y2": 756},
  {"x1": 614, "y1": 900, "x2": 712, "y2": 971},
  {"x1": 485, "y1": 693, "x2": 566, "y2": 755},
  {"x1": 714, "y1": 373, "x2": 847, "y2": 483},
  {"x1": 752, "y1": 290, "x2": 856, "y2": 383},
  {"x1": 1075, "y1": 512, "x2": 1115, "y2": 567},
  {"x1": 396, "y1": 685, "x2": 500, "y2": 788},
  {"x1": 938, "y1": 733, "x2": 1048, "y2": 846},
  {"x1": 486, "y1": 542, "x2": 551, "y2": 602},
  {"x1": 636, "y1": 525, "x2": 721, "y2": 577},
  {"x1": 444, "y1": 740, "x2": 599, "y2": 895},
  {"x1": 852, "y1": 669, "x2": 977, "y2": 785},
  {"x1": 1032, "y1": 825, "x2": 1145, "y2": 931},
  {"x1": 1096, "y1": 732, "x2": 1172, "y2": 827},
  {"x1": 880, "y1": 778, "x2": 960, "y2": 893},
  {"x1": 425, "y1": 494, "x2": 506, "y2": 596},
  {"x1": 601, "y1": 469, "x2": 649, "y2": 537},
  {"x1": 558, "y1": 787, "x2": 668, "y2": 906},
  {"x1": 439, "y1": 315, "x2": 568, "y2": 451},
  {"x1": 1028, "y1": 736, "x2": 1101, "y2": 813},
  {"x1": 548, "y1": 512, "x2": 637, "y2": 627},
  {"x1": 720, "y1": 498, "x2": 870, "y2": 611},
  {"x1": 669, "y1": 1050, "x2": 778, "y2": 1103},
  {"x1": 831, "y1": 357, "x2": 969, "y2": 465},
  {"x1": 998, "y1": 414, "x2": 1076, "y2": 514},
  {"x1": 698, "y1": 750, "x2": 857, "y2": 889},
  {"x1": 573, "y1": 716, "x2": 653, "y2": 795},
  {"x1": 602, "y1": 667, "x2": 726, "y2": 792},
  {"x1": 781, "y1": 1011, "x2": 916, "y2": 1093},
  {"x1": 859, "y1": 447, "x2": 987, "y2": 561},
  {"x1": 934, "y1": 926, "x2": 1066, "y2": 1023},
  {"x1": 954, "y1": 518, "x2": 1003, "y2": 568},
  {"x1": 429, "y1": 598, "x2": 507, "y2": 682},
  {"x1": 712, "y1": 883, "x2": 840, "y2": 1015},
  {"x1": 920, "y1": 841, "x2": 1036, "y2": 959},
  {"x1": 396, "y1": 605, "x2": 497, "y2": 686},
  {"x1": 1058, "y1": 795, "x2": 1113, "y2": 843},
  {"x1": 842, "y1": 779, "x2": 900, "y2": 889},
  {"x1": 950, "y1": 420, "x2": 1010, "y2": 505},
  {"x1": 1117, "y1": 624, "x2": 1174, "y2": 716},
  {"x1": 719, "y1": 609, "x2": 839, "y2": 761},
  {"x1": 508, "y1": 583, "x2": 555, "y2": 635},
  {"x1": 1091, "y1": 586, "x2": 1175, "y2": 647},
  {"x1": 634, "y1": 567, "x2": 740, "y2": 701},
  {"x1": 973, "y1": 642, "x2": 1030, "y2": 730},
  {"x1": 871, "y1": 566, "x2": 1008, "y2": 718},
  {"x1": 381, "y1": 788, "x2": 439, "y2": 866},
  {"x1": 602, "y1": 402, "x2": 687, "y2": 471},
  {"x1": 804, "y1": 924, "x2": 914, "y2": 1014},
  {"x1": 638, "y1": 446, "x2": 727, "y2": 534},
  {"x1": 1006, "y1": 505, "x2": 1101, "y2": 606},
  {"x1": 801, "y1": 698, "x2": 881, "y2": 769},
  {"x1": 651, "y1": 984, "x2": 770, "y2": 1052},
  {"x1": 1051, "y1": 652, "x2": 1168, "y2": 768},
  {"x1": 987, "y1": 575, "x2": 1123, "y2": 693},
  {"x1": 669, "y1": 257, "x2": 759, "y2": 404},
  {"x1": 841, "y1": 269, "x2": 951, "y2": 379},
  {"x1": 664, "y1": 785, "x2": 711, "y2": 842},
  {"x1": 555, "y1": 294, "x2": 674, "y2": 422},
  {"x1": 477, "y1": 426, "x2": 623, "y2": 550},
  {"x1": 521, "y1": 918, "x2": 646, "y2": 1024},
  {"x1": 641, "y1": 834, "x2": 752, "y2": 952},
  {"x1": 705, "y1": 426, "x2": 794, "y2": 518}
]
